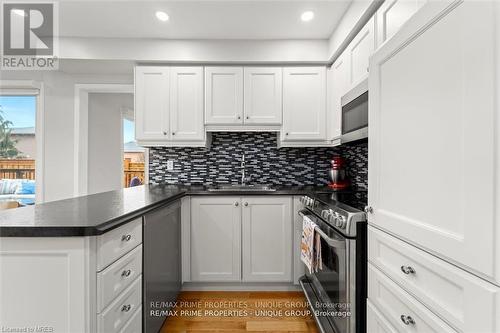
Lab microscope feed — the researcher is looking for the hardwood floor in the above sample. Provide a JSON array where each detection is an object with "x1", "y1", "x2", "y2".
[{"x1": 160, "y1": 291, "x2": 319, "y2": 333}]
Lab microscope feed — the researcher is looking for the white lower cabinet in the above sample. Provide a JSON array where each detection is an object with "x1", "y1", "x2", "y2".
[
  {"x1": 0, "y1": 220, "x2": 144, "y2": 333},
  {"x1": 367, "y1": 300, "x2": 398, "y2": 333},
  {"x1": 368, "y1": 263, "x2": 456, "y2": 333},
  {"x1": 368, "y1": 226, "x2": 500, "y2": 333},
  {"x1": 292, "y1": 196, "x2": 306, "y2": 284},
  {"x1": 97, "y1": 244, "x2": 143, "y2": 312},
  {"x1": 190, "y1": 196, "x2": 242, "y2": 281},
  {"x1": 242, "y1": 196, "x2": 292, "y2": 282},
  {"x1": 119, "y1": 305, "x2": 142, "y2": 333},
  {"x1": 98, "y1": 276, "x2": 142, "y2": 333},
  {"x1": 190, "y1": 196, "x2": 293, "y2": 283}
]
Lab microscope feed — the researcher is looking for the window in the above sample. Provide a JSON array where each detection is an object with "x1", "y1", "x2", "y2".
[{"x1": 0, "y1": 95, "x2": 37, "y2": 207}]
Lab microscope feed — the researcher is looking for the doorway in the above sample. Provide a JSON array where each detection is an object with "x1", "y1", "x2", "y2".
[{"x1": 122, "y1": 108, "x2": 146, "y2": 188}]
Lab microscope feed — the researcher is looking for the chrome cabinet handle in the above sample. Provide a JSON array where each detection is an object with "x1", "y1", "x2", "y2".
[
  {"x1": 364, "y1": 206, "x2": 373, "y2": 214},
  {"x1": 400, "y1": 315, "x2": 415, "y2": 325},
  {"x1": 244, "y1": 202, "x2": 248, "y2": 207},
  {"x1": 121, "y1": 304, "x2": 131, "y2": 312},
  {"x1": 401, "y1": 266, "x2": 416, "y2": 275},
  {"x1": 234, "y1": 202, "x2": 239, "y2": 207},
  {"x1": 121, "y1": 269, "x2": 132, "y2": 277},
  {"x1": 121, "y1": 234, "x2": 132, "y2": 242}
]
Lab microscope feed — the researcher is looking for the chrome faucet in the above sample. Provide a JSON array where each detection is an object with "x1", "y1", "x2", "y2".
[{"x1": 240, "y1": 154, "x2": 250, "y2": 185}]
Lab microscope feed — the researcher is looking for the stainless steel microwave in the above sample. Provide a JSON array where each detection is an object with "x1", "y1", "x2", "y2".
[{"x1": 341, "y1": 78, "x2": 368, "y2": 144}]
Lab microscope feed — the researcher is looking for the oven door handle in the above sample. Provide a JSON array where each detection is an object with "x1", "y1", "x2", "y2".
[{"x1": 299, "y1": 211, "x2": 346, "y2": 249}]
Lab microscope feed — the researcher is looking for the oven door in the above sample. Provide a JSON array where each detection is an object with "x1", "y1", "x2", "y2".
[{"x1": 299, "y1": 210, "x2": 353, "y2": 333}]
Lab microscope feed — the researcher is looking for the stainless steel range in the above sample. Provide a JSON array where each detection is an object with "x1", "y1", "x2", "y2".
[{"x1": 298, "y1": 192, "x2": 367, "y2": 333}]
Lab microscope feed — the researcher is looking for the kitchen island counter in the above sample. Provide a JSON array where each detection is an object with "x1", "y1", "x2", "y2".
[{"x1": 0, "y1": 184, "x2": 342, "y2": 237}]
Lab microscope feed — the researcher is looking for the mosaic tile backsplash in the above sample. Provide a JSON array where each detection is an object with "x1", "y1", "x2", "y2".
[{"x1": 149, "y1": 132, "x2": 368, "y2": 187}]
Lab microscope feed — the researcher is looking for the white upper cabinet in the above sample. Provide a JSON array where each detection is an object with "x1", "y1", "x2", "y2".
[
  {"x1": 377, "y1": 0, "x2": 426, "y2": 45},
  {"x1": 368, "y1": 1, "x2": 499, "y2": 283},
  {"x1": 135, "y1": 66, "x2": 170, "y2": 141},
  {"x1": 135, "y1": 66, "x2": 205, "y2": 146},
  {"x1": 242, "y1": 196, "x2": 292, "y2": 282},
  {"x1": 170, "y1": 67, "x2": 205, "y2": 141},
  {"x1": 347, "y1": 16, "x2": 376, "y2": 87},
  {"x1": 243, "y1": 67, "x2": 282, "y2": 125},
  {"x1": 329, "y1": 50, "x2": 350, "y2": 140},
  {"x1": 205, "y1": 67, "x2": 243, "y2": 124},
  {"x1": 282, "y1": 67, "x2": 327, "y2": 141}
]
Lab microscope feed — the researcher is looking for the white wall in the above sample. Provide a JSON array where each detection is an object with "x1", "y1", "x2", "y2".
[
  {"x1": 59, "y1": 37, "x2": 329, "y2": 64},
  {"x1": 87, "y1": 93, "x2": 133, "y2": 195}
]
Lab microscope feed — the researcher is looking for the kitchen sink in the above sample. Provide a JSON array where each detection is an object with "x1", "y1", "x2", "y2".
[{"x1": 207, "y1": 185, "x2": 276, "y2": 192}]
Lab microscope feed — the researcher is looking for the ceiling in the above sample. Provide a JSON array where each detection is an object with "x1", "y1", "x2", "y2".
[{"x1": 58, "y1": 1, "x2": 352, "y2": 40}]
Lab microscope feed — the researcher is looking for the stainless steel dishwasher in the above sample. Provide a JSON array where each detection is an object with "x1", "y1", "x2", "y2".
[{"x1": 143, "y1": 200, "x2": 181, "y2": 333}]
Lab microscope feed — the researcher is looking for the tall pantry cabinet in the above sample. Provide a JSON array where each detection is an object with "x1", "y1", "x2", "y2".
[{"x1": 366, "y1": 1, "x2": 500, "y2": 332}]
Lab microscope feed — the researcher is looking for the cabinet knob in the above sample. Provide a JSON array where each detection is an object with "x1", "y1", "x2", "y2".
[
  {"x1": 244, "y1": 202, "x2": 248, "y2": 207},
  {"x1": 285, "y1": 132, "x2": 289, "y2": 136},
  {"x1": 400, "y1": 266, "x2": 416, "y2": 275},
  {"x1": 121, "y1": 234, "x2": 132, "y2": 242},
  {"x1": 122, "y1": 269, "x2": 132, "y2": 278},
  {"x1": 163, "y1": 131, "x2": 167, "y2": 135},
  {"x1": 400, "y1": 315, "x2": 415, "y2": 325},
  {"x1": 246, "y1": 116, "x2": 249, "y2": 119},
  {"x1": 234, "y1": 202, "x2": 239, "y2": 207},
  {"x1": 364, "y1": 206, "x2": 373, "y2": 214},
  {"x1": 172, "y1": 132, "x2": 175, "y2": 135},
  {"x1": 237, "y1": 116, "x2": 241, "y2": 120},
  {"x1": 121, "y1": 304, "x2": 132, "y2": 312}
]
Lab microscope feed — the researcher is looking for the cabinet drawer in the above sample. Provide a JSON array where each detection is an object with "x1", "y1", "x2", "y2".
[
  {"x1": 368, "y1": 226, "x2": 499, "y2": 332},
  {"x1": 97, "y1": 219, "x2": 142, "y2": 271},
  {"x1": 367, "y1": 300, "x2": 398, "y2": 333},
  {"x1": 368, "y1": 263, "x2": 456, "y2": 333},
  {"x1": 97, "y1": 245, "x2": 143, "y2": 312},
  {"x1": 98, "y1": 276, "x2": 142, "y2": 333},
  {"x1": 119, "y1": 305, "x2": 142, "y2": 333}
]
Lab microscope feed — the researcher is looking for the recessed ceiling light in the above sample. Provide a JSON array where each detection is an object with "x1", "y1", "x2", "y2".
[
  {"x1": 12, "y1": 9, "x2": 26, "y2": 17},
  {"x1": 301, "y1": 11, "x2": 314, "y2": 22},
  {"x1": 155, "y1": 11, "x2": 169, "y2": 22}
]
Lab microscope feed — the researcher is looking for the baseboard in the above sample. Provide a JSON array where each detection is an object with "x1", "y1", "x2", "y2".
[{"x1": 181, "y1": 282, "x2": 301, "y2": 291}]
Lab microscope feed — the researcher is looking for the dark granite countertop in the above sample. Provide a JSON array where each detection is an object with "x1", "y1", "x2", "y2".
[{"x1": 0, "y1": 184, "x2": 341, "y2": 237}]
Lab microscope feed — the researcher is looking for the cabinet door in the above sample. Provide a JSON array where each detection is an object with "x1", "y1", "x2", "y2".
[
  {"x1": 330, "y1": 51, "x2": 350, "y2": 140},
  {"x1": 282, "y1": 67, "x2": 327, "y2": 141},
  {"x1": 135, "y1": 66, "x2": 170, "y2": 141},
  {"x1": 242, "y1": 196, "x2": 292, "y2": 282},
  {"x1": 190, "y1": 197, "x2": 241, "y2": 281},
  {"x1": 243, "y1": 67, "x2": 282, "y2": 125},
  {"x1": 369, "y1": 1, "x2": 497, "y2": 281},
  {"x1": 377, "y1": 0, "x2": 425, "y2": 44},
  {"x1": 170, "y1": 67, "x2": 204, "y2": 141},
  {"x1": 347, "y1": 17, "x2": 376, "y2": 87},
  {"x1": 367, "y1": 300, "x2": 398, "y2": 333},
  {"x1": 205, "y1": 67, "x2": 243, "y2": 124}
]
